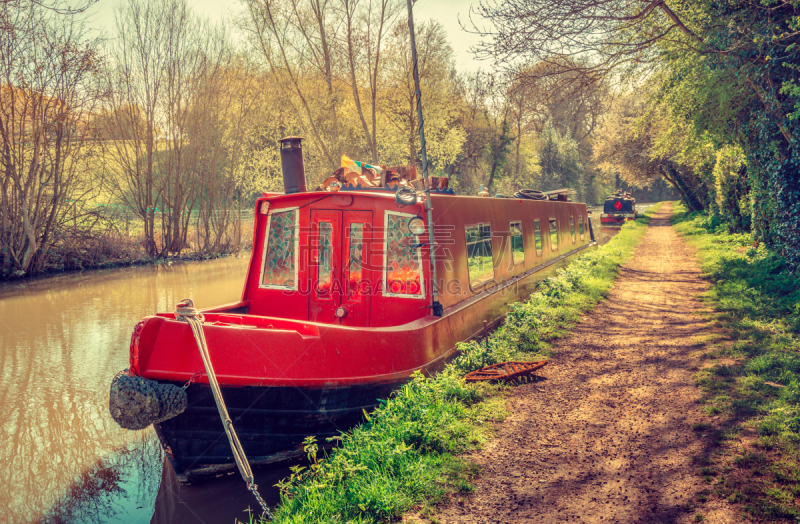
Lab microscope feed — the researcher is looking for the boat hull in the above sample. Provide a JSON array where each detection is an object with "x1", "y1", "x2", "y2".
[
  {"x1": 154, "y1": 380, "x2": 405, "y2": 483},
  {"x1": 600, "y1": 212, "x2": 636, "y2": 226}
]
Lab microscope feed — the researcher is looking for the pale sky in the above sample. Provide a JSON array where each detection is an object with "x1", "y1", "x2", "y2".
[{"x1": 83, "y1": 0, "x2": 492, "y2": 73}]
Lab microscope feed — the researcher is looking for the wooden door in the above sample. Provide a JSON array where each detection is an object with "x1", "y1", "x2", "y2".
[{"x1": 309, "y1": 210, "x2": 372, "y2": 326}]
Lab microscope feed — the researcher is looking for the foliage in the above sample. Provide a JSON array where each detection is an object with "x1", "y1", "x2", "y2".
[
  {"x1": 239, "y1": 203, "x2": 663, "y2": 524},
  {"x1": 538, "y1": 119, "x2": 586, "y2": 199},
  {"x1": 712, "y1": 146, "x2": 750, "y2": 233},
  {"x1": 473, "y1": 0, "x2": 800, "y2": 270},
  {"x1": 672, "y1": 203, "x2": 800, "y2": 521},
  {"x1": 651, "y1": 1, "x2": 800, "y2": 269}
]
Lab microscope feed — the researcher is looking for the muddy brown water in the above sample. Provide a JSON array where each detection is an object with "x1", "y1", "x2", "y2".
[
  {"x1": 0, "y1": 256, "x2": 272, "y2": 524},
  {"x1": 0, "y1": 209, "x2": 631, "y2": 524}
]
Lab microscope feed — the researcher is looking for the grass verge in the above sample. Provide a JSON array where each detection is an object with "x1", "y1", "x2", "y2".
[
  {"x1": 240, "y1": 203, "x2": 664, "y2": 524},
  {"x1": 671, "y1": 203, "x2": 800, "y2": 522}
]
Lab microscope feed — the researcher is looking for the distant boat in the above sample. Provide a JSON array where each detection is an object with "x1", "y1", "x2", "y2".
[
  {"x1": 109, "y1": 138, "x2": 594, "y2": 483},
  {"x1": 600, "y1": 190, "x2": 637, "y2": 226}
]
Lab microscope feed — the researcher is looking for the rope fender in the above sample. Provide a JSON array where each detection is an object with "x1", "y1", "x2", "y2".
[{"x1": 109, "y1": 370, "x2": 187, "y2": 430}]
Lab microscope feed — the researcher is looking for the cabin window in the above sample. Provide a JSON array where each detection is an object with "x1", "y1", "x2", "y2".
[
  {"x1": 579, "y1": 216, "x2": 585, "y2": 239},
  {"x1": 384, "y1": 212, "x2": 424, "y2": 297},
  {"x1": 510, "y1": 222, "x2": 524, "y2": 265},
  {"x1": 570, "y1": 217, "x2": 576, "y2": 243},
  {"x1": 466, "y1": 223, "x2": 494, "y2": 287},
  {"x1": 261, "y1": 208, "x2": 298, "y2": 289},
  {"x1": 534, "y1": 219, "x2": 543, "y2": 256},
  {"x1": 316, "y1": 222, "x2": 333, "y2": 298},
  {"x1": 549, "y1": 218, "x2": 558, "y2": 251},
  {"x1": 348, "y1": 223, "x2": 364, "y2": 299}
]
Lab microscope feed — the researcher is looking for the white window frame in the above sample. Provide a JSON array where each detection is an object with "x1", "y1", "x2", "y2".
[
  {"x1": 382, "y1": 210, "x2": 426, "y2": 299},
  {"x1": 259, "y1": 206, "x2": 300, "y2": 290}
]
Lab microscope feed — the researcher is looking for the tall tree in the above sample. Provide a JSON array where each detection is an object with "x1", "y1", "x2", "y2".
[
  {"x1": 475, "y1": 0, "x2": 800, "y2": 268},
  {"x1": 0, "y1": 2, "x2": 101, "y2": 275},
  {"x1": 380, "y1": 18, "x2": 464, "y2": 169},
  {"x1": 242, "y1": 0, "x2": 343, "y2": 171},
  {"x1": 102, "y1": 0, "x2": 232, "y2": 256}
]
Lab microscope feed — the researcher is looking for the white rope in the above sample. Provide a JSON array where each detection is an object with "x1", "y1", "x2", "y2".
[{"x1": 175, "y1": 298, "x2": 273, "y2": 521}]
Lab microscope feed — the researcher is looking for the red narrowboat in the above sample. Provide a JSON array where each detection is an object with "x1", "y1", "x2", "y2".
[
  {"x1": 109, "y1": 138, "x2": 595, "y2": 483},
  {"x1": 600, "y1": 190, "x2": 637, "y2": 226}
]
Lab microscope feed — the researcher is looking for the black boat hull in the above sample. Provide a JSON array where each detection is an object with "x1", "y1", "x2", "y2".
[{"x1": 153, "y1": 380, "x2": 405, "y2": 483}]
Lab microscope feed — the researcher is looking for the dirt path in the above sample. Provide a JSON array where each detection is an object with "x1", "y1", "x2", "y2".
[{"x1": 427, "y1": 203, "x2": 744, "y2": 524}]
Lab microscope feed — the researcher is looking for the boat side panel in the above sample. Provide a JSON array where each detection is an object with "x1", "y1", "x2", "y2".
[
  {"x1": 240, "y1": 193, "x2": 588, "y2": 328},
  {"x1": 430, "y1": 195, "x2": 590, "y2": 311}
]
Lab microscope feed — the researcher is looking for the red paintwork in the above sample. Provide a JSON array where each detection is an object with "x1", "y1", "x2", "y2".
[
  {"x1": 131, "y1": 191, "x2": 592, "y2": 388},
  {"x1": 600, "y1": 214, "x2": 636, "y2": 224}
]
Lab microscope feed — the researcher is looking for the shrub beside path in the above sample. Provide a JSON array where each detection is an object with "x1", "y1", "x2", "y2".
[{"x1": 420, "y1": 203, "x2": 744, "y2": 524}]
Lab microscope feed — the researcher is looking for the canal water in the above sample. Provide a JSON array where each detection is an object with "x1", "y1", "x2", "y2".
[{"x1": 0, "y1": 210, "x2": 627, "y2": 524}]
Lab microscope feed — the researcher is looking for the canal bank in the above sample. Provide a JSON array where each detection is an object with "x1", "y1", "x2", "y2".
[
  {"x1": 418, "y1": 202, "x2": 777, "y2": 524},
  {"x1": 241, "y1": 204, "x2": 663, "y2": 523},
  {"x1": 669, "y1": 204, "x2": 800, "y2": 522}
]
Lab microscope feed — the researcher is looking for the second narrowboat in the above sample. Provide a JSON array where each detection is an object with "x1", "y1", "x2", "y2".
[{"x1": 600, "y1": 190, "x2": 637, "y2": 226}]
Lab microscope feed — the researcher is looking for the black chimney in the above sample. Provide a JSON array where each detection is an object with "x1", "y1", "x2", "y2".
[{"x1": 279, "y1": 136, "x2": 306, "y2": 194}]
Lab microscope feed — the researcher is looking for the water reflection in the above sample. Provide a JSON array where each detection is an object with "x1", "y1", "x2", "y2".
[
  {"x1": 0, "y1": 257, "x2": 250, "y2": 524},
  {"x1": 41, "y1": 434, "x2": 162, "y2": 524},
  {"x1": 152, "y1": 460, "x2": 288, "y2": 524}
]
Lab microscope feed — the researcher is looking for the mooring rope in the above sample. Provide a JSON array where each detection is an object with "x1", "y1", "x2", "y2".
[{"x1": 175, "y1": 299, "x2": 273, "y2": 521}]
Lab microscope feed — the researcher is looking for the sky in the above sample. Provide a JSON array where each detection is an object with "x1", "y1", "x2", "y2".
[{"x1": 83, "y1": 0, "x2": 493, "y2": 73}]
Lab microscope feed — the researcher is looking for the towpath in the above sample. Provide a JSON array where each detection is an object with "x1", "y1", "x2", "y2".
[{"x1": 420, "y1": 203, "x2": 743, "y2": 523}]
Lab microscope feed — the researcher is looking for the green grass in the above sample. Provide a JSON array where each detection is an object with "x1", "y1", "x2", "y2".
[
  {"x1": 467, "y1": 255, "x2": 495, "y2": 284},
  {"x1": 671, "y1": 203, "x2": 800, "y2": 522},
  {"x1": 239, "y1": 203, "x2": 664, "y2": 524}
]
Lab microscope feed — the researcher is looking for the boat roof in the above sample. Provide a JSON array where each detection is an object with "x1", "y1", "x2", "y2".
[
  {"x1": 260, "y1": 190, "x2": 586, "y2": 206},
  {"x1": 259, "y1": 189, "x2": 465, "y2": 209}
]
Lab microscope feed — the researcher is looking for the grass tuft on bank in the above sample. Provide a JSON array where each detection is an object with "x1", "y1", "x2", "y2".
[
  {"x1": 241, "y1": 203, "x2": 663, "y2": 524},
  {"x1": 671, "y1": 203, "x2": 800, "y2": 522}
]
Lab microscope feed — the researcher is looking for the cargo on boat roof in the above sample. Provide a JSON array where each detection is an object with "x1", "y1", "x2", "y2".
[{"x1": 110, "y1": 136, "x2": 596, "y2": 483}]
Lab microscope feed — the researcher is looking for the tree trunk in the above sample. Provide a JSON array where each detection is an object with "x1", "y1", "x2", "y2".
[{"x1": 660, "y1": 163, "x2": 704, "y2": 212}]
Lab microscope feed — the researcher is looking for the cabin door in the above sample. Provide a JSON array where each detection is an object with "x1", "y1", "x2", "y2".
[{"x1": 309, "y1": 210, "x2": 372, "y2": 326}]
